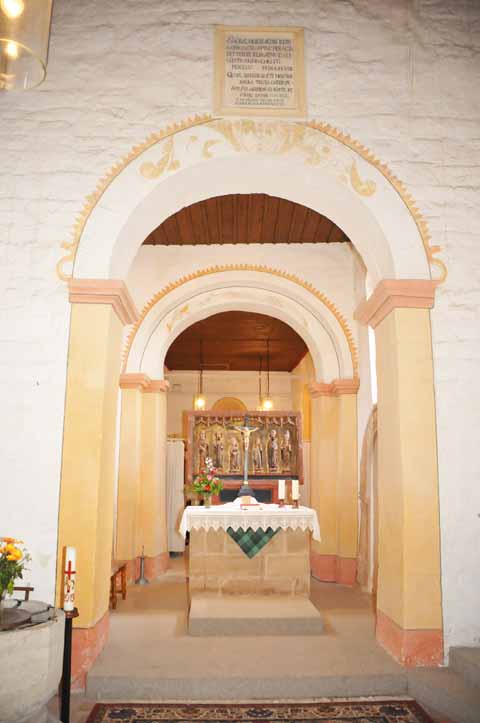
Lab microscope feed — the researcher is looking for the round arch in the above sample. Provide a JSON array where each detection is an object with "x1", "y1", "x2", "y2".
[
  {"x1": 124, "y1": 267, "x2": 357, "y2": 382},
  {"x1": 58, "y1": 116, "x2": 445, "y2": 287}
]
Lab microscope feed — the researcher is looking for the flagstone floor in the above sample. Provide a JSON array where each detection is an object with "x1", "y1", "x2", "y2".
[{"x1": 48, "y1": 556, "x2": 450, "y2": 723}]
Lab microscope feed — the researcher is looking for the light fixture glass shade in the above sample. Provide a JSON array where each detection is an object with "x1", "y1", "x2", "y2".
[
  {"x1": 0, "y1": 0, "x2": 53, "y2": 91},
  {"x1": 194, "y1": 395, "x2": 206, "y2": 410},
  {"x1": 261, "y1": 397, "x2": 273, "y2": 411}
]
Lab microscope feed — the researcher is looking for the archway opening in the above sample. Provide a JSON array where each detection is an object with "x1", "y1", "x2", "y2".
[{"x1": 56, "y1": 118, "x2": 443, "y2": 689}]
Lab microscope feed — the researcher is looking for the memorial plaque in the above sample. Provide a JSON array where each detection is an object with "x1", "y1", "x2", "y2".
[{"x1": 214, "y1": 25, "x2": 306, "y2": 118}]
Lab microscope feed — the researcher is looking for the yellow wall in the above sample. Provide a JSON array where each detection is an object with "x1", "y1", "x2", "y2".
[
  {"x1": 138, "y1": 391, "x2": 168, "y2": 557},
  {"x1": 310, "y1": 394, "x2": 339, "y2": 555},
  {"x1": 376, "y1": 308, "x2": 442, "y2": 629},
  {"x1": 116, "y1": 388, "x2": 142, "y2": 560},
  {"x1": 336, "y1": 393, "x2": 358, "y2": 558},
  {"x1": 57, "y1": 303, "x2": 123, "y2": 627},
  {"x1": 116, "y1": 385, "x2": 168, "y2": 561}
]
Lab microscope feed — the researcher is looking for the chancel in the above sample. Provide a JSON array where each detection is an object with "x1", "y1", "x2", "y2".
[{"x1": 2, "y1": 3, "x2": 480, "y2": 723}]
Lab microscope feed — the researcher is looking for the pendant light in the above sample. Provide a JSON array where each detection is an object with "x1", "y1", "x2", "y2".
[
  {"x1": 0, "y1": 0, "x2": 53, "y2": 91},
  {"x1": 257, "y1": 355, "x2": 263, "y2": 411},
  {"x1": 262, "y1": 339, "x2": 273, "y2": 411},
  {"x1": 194, "y1": 339, "x2": 206, "y2": 410}
]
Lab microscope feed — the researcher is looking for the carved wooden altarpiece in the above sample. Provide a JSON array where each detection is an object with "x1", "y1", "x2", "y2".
[{"x1": 185, "y1": 411, "x2": 303, "y2": 496}]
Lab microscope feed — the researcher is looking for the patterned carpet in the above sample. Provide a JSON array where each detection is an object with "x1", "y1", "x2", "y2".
[{"x1": 86, "y1": 701, "x2": 433, "y2": 723}]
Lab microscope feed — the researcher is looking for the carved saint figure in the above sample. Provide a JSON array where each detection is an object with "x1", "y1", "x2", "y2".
[
  {"x1": 212, "y1": 431, "x2": 224, "y2": 470},
  {"x1": 229, "y1": 436, "x2": 241, "y2": 472},
  {"x1": 267, "y1": 428, "x2": 279, "y2": 471},
  {"x1": 252, "y1": 435, "x2": 264, "y2": 472},
  {"x1": 198, "y1": 430, "x2": 209, "y2": 471},
  {"x1": 281, "y1": 429, "x2": 293, "y2": 470}
]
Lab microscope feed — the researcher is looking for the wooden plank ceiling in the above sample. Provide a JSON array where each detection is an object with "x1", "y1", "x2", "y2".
[
  {"x1": 143, "y1": 193, "x2": 350, "y2": 246},
  {"x1": 165, "y1": 312, "x2": 308, "y2": 372}
]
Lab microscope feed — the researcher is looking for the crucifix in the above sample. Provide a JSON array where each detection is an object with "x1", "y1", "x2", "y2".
[{"x1": 232, "y1": 414, "x2": 259, "y2": 497}]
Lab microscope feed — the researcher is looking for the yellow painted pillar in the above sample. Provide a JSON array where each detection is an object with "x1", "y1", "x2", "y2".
[
  {"x1": 335, "y1": 383, "x2": 359, "y2": 584},
  {"x1": 116, "y1": 377, "x2": 144, "y2": 568},
  {"x1": 310, "y1": 389, "x2": 338, "y2": 574},
  {"x1": 355, "y1": 280, "x2": 443, "y2": 666},
  {"x1": 138, "y1": 381, "x2": 169, "y2": 579},
  {"x1": 56, "y1": 280, "x2": 138, "y2": 688},
  {"x1": 309, "y1": 380, "x2": 359, "y2": 583}
]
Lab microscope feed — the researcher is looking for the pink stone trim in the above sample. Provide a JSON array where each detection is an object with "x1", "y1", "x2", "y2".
[
  {"x1": 308, "y1": 379, "x2": 360, "y2": 397},
  {"x1": 354, "y1": 279, "x2": 436, "y2": 329},
  {"x1": 144, "y1": 379, "x2": 170, "y2": 393},
  {"x1": 119, "y1": 374, "x2": 170, "y2": 393},
  {"x1": 119, "y1": 372, "x2": 151, "y2": 390},
  {"x1": 336, "y1": 556, "x2": 357, "y2": 585},
  {"x1": 68, "y1": 279, "x2": 139, "y2": 325},
  {"x1": 376, "y1": 609, "x2": 443, "y2": 667},
  {"x1": 71, "y1": 610, "x2": 110, "y2": 691},
  {"x1": 310, "y1": 552, "x2": 357, "y2": 585},
  {"x1": 144, "y1": 551, "x2": 170, "y2": 580}
]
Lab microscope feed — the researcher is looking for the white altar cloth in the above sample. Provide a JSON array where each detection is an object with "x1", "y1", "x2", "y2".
[{"x1": 179, "y1": 502, "x2": 321, "y2": 541}]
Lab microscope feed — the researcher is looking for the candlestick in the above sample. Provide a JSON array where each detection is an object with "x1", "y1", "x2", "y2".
[
  {"x1": 63, "y1": 546, "x2": 76, "y2": 612},
  {"x1": 278, "y1": 479, "x2": 285, "y2": 503},
  {"x1": 291, "y1": 479, "x2": 299, "y2": 500}
]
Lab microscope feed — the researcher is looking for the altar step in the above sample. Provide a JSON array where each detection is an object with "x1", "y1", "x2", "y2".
[{"x1": 188, "y1": 593, "x2": 324, "y2": 635}]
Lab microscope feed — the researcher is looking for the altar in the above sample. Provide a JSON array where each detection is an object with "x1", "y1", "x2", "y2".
[{"x1": 180, "y1": 501, "x2": 324, "y2": 635}]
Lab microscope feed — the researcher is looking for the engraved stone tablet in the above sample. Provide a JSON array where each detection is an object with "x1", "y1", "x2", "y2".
[{"x1": 214, "y1": 25, "x2": 306, "y2": 118}]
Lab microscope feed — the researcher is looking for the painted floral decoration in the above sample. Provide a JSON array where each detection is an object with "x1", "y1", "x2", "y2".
[
  {"x1": 0, "y1": 537, "x2": 30, "y2": 597},
  {"x1": 191, "y1": 458, "x2": 223, "y2": 497}
]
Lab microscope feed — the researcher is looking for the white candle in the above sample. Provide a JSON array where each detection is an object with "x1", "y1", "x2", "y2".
[
  {"x1": 291, "y1": 479, "x2": 299, "y2": 500},
  {"x1": 278, "y1": 479, "x2": 285, "y2": 500},
  {"x1": 64, "y1": 546, "x2": 77, "y2": 612}
]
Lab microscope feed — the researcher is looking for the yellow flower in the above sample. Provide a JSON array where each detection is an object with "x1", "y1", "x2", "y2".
[{"x1": 1, "y1": 536, "x2": 16, "y2": 543}]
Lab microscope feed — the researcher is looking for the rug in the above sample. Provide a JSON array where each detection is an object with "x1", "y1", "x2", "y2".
[{"x1": 86, "y1": 701, "x2": 434, "y2": 723}]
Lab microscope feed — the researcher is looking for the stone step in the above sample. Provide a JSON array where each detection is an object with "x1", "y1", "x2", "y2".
[
  {"x1": 449, "y1": 646, "x2": 480, "y2": 688},
  {"x1": 188, "y1": 593, "x2": 324, "y2": 635},
  {"x1": 408, "y1": 668, "x2": 480, "y2": 723},
  {"x1": 87, "y1": 672, "x2": 407, "y2": 701}
]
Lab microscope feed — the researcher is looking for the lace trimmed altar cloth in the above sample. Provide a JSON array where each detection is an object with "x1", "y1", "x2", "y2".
[{"x1": 179, "y1": 501, "x2": 321, "y2": 541}]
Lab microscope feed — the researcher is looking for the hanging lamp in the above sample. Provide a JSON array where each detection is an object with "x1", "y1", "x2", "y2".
[
  {"x1": 194, "y1": 339, "x2": 206, "y2": 410},
  {"x1": 0, "y1": 0, "x2": 53, "y2": 91},
  {"x1": 262, "y1": 339, "x2": 273, "y2": 411}
]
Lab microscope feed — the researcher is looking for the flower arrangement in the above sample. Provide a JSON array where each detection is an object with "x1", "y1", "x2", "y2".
[
  {"x1": 191, "y1": 457, "x2": 223, "y2": 498},
  {"x1": 0, "y1": 537, "x2": 30, "y2": 598}
]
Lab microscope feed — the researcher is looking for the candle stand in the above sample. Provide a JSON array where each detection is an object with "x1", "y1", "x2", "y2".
[{"x1": 60, "y1": 607, "x2": 79, "y2": 723}]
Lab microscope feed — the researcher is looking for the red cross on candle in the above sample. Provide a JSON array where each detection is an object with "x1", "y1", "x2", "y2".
[{"x1": 65, "y1": 560, "x2": 76, "y2": 579}]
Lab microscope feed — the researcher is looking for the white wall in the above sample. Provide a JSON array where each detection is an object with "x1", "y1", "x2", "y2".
[
  {"x1": 166, "y1": 370, "x2": 293, "y2": 437},
  {"x1": 1, "y1": 0, "x2": 479, "y2": 653}
]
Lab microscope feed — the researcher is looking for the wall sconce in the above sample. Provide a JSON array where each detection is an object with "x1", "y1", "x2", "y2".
[{"x1": 0, "y1": 0, "x2": 53, "y2": 91}]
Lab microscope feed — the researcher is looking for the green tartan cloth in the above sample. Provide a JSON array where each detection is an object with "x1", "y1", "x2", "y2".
[{"x1": 226, "y1": 526, "x2": 280, "y2": 558}]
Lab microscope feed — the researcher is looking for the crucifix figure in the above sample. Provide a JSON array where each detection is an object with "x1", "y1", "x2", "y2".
[{"x1": 232, "y1": 415, "x2": 259, "y2": 497}]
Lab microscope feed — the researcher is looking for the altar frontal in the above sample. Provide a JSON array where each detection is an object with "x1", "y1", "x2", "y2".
[{"x1": 180, "y1": 501, "x2": 323, "y2": 635}]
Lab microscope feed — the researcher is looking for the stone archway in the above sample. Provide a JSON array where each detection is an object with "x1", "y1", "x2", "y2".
[{"x1": 56, "y1": 116, "x2": 444, "y2": 685}]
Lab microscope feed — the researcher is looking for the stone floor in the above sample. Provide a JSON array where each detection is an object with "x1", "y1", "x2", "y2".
[{"x1": 48, "y1": 556, "x2": 452, "y2": 723}]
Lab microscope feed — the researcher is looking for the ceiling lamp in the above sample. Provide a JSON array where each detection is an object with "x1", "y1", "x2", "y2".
[
  {"x1": 194, "y1": 340, "x2": 206, "y2": 410},
  {"x1": 0, "y1": 0, "x2": 53, "y2": 91},
  {"x1": 261, "y1": 339, "x2": 273, "y2": 411}
]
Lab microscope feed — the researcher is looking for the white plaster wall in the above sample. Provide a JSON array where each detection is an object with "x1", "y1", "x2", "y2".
[
  {"x1": 0, "y1": 0, "x2": 479, "y2": 653},
  {"x1": 166, "y1": 370, "x2": 293, "y2": 436},
  {"x1": 126, "y1": 243, "x2": 357, "y2": 325}
]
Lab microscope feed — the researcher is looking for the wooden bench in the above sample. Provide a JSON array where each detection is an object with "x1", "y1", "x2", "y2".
[{"x1": 110, "y1": 561, "x2": 127, "y2": 609}]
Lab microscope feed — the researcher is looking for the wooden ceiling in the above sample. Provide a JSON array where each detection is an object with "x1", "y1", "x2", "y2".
[
  {"x1": 143, "y1": 193, "x2": 350, "y2": 246},
  {"x1": 165, "y1": 312, "x2": 308, "y2": 372}
]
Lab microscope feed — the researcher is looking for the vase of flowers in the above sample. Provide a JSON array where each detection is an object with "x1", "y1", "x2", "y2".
[
  {"x1": 191, "y1": 457, "x2": 223, "y2": 507},
  {"x1": 0, "y1": 537, "x2": 30, "y2": 617}
]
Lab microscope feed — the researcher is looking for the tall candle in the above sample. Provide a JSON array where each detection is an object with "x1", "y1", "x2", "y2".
[
  {"x1": 64, "y1": 546, "x2": 76, "y2": 612},
  {"x1": 291, "y1": 479, "x2": 299, "y2": 500},
  {"x1": 278, "y1": 479, "x2": 285, "y2": 500}
]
